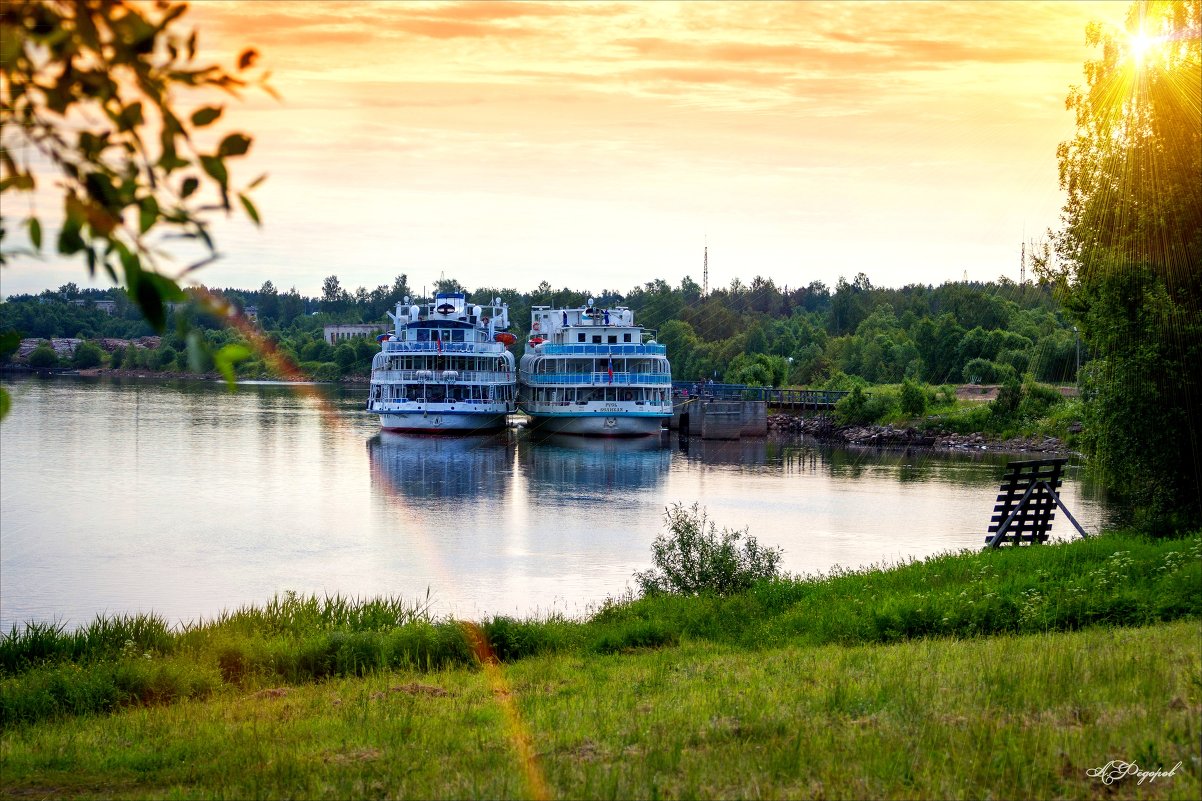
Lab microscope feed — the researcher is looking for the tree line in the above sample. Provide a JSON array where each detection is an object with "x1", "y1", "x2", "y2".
[{"x1": 2, "y1": 271, "x2": 1083, "y2": 392}]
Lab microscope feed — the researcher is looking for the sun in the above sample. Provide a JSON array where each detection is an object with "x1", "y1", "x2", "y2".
[{"x1": 1128, "y1": 29, "x2": 1159, "y2": 67}]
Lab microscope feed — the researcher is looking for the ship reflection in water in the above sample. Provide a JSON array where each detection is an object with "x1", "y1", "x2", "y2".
[
  {"x1": 367, "y1": 431, "x2": 515, "y2": 506},
  {"x1": 518, "y1": 432, "x2": 672, "y2": 507}
]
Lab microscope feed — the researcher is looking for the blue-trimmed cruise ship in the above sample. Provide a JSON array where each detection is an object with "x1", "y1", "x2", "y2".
[
  {"x1": 367, "y1": 293, "x2": 517, "y2": 432},
  {"x1": 517, "y1": 300, "x2": 672, "y2": 436}
]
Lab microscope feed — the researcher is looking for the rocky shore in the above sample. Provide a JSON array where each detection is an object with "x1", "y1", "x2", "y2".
[{"x1": 767, "y1": 413, "x2": 1070, "y2": 455}]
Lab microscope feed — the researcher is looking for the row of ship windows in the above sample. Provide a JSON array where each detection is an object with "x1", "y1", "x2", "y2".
[
  {"x1": 371, "y1": 384, "x2": 515, "y2": 402},
  {"x1": 403, "y1": 329, "x2": 483, "y2": 343},
  {"x1": 526, "y1": 387, "x2": 670, "y2": 404},
  {"x1": 384, "y1": 356, "x2": 509, "y2": 371},
  {"x1": 528, "y1": 358, "x2": 669, "y2": 374},
  {"x1": 573, "y1": 332, "x2": 633, "y2": 344}
]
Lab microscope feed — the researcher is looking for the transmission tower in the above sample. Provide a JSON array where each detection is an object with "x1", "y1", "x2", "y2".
[
  {"x1": 1021, "y1": 241, "x2": 1026, "y2": 285},
  {"x1": 703, "y1": 244, "x2": 709, "y2": 297}
]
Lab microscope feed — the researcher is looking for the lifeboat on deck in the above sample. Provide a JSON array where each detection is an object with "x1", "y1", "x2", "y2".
[
  {"x1": 528, "y1": 336, "x2": 545, "y2": 347},
  {"x1": 494, "y1": 332, "x2": 517, "y2": 347}
]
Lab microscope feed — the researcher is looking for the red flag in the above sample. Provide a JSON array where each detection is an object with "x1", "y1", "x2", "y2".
[
  {"x1": 436, "y1": 335, "x2": 442, "y2": 353},
  {"x1": 608, "y1": 354, "x2": 613, "y2": 383}
]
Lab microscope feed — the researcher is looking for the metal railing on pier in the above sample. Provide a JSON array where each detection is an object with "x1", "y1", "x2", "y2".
[{"x1": 671, "y1": 382, "x2": 852, "y2": 409}]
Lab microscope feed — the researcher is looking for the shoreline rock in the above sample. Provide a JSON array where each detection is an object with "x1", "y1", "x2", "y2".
[{"x1": 767, "y1": 413, "x2": 1071, "y2": 456}]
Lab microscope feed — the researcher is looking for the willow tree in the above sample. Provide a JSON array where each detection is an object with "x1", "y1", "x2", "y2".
[{"x1": 1053, "y1": 0, "x2": 1201, "y2": 530}]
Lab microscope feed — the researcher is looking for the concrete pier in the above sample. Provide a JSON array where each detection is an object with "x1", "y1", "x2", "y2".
[{"x1": 672, "y1": 398, "x2": 767, "y2": 439}]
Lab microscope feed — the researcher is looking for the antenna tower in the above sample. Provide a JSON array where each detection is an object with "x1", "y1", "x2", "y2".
[
  {"x1": 703, "y1": 245, "x2": 709, "y2": 297},
  {"x1": 1021, "y1": 241, "x2": 1026, "y2": 285}
]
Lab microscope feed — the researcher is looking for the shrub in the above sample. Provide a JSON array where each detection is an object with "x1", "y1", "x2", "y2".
[
  {"x1": 862, "y1": 388, "x2": 899, "y2": 422},
  {"x1": 305, "y1": 362, "x2": 341, "y2": 382},
  {"x1": 821, "y1": 371, "x2": 867, "y2": 392},
  {"x1": 334, "y1": 343, "x2": 357, "y2": 373},
  {"x1": 70, "y1": 341, "x2": 104, "y2": 369},
  {"x1": 899, "y1": 378, "x2": 928, "y2": 417},
  {"x1": 301, "y1": 340, "x2": 334, "y2": 362},
  {"x1": 155, "y1": 346, "x2": 177, "y2": 370},
  {"x1": 962, "y1": 358, "x2": 1017, "y2": 385},
  {"x1": 27, "y1": 343, "x2": 59, "y2": 368},
  {"x1": 1018, "y1": 380, "x2": 1065, "y2": 419},
  {"x1": 635, "y1": 503, "x2": 783, "y2": 596},
  {"x1": 991, "y1": 375, "x2": 1023, "y2": 419},
  {"x1": 0, "y1": 332, "x2": 20, "y2": 364},
  {"x1": 835, "y1": 385, "x2": 869, "y2": 425}
]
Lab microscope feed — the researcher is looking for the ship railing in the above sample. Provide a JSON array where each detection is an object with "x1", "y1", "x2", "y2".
[
  {"x1": 522, "y1": 372, "x2": 672, "y2": 386},
  {"x1": 523, "y1": 401, "x2": 673, "y2": 409},
  {"x1": 371, "y1": 399, "x2": 510, "y2": 410},
  {"x1": 537, "y1": 344, "x2": 667, "y2": 356},
  {"x1": 370, "y1": 369, "x2": 515, "y2": 384}
]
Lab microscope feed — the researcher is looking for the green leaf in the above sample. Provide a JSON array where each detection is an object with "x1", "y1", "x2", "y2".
[
  {"x1": 200, "y1": 156, "x2": 228, "y2": 187},
  {"x1": 0, "y1": 386, "x2": 10, "y2": 422},
  {"x1": 213, "y1": 344, "x2": 252, "y2": 390},
  {"x1": 247, "y1": 173, "x2": 268, "y2": 190},
  {"x1": 138, "y1": 196, "x2": 160, "y2": 234},
  {"x1": 181, "y1": 176, "x2": 199, "y2": 198},
  {"x1": 217, "y1": 134, "x2": 251, "y2": 158},
  {"x1": 118, "y1": 102, "x2": 144, "y2": 132},
  {"x1": 27, "y1": 217, "x2": 41, "y2": 250},
  {"x1": 57, "y1": 220, "x2": 85, "y2": 255},
  {"x1": 84, "y1": 172, "x2": 118, "y2": 207},
  {"x1": 238, "y1": 48, "x2": 259, "y2": 70},
  {"x1": 191, "y1": 106, "x2": 223, "y2": 127},
  {"x1": 238, "y1": 193, "x2": 260, "y2": 226},
  {"x1": 122, "y1": 254, "x2": 183, "y2": 333}
]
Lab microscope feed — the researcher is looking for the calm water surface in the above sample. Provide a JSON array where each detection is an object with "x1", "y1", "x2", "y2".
[{"x1": 0, "y1": 377, "x2": 1110, "y2": 630}]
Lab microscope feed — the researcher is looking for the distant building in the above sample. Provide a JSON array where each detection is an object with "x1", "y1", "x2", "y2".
[
  {"x1": 69, "y1": 299, "x2": 117, "y2": 315},
  {"x1": 244, "y1": 305, "x2": 258, "y2": 322},
  {"x1": 324, "y1": 323, "x2": 385, "y2": 345}
]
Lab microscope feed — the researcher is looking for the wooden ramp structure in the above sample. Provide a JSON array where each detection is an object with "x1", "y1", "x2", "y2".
[{"x1": 985, "y1": 458, "x2": 1089, "y2": 548}]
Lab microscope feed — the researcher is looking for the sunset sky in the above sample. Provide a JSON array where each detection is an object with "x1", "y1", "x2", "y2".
[{"x1": 3, "y1": 0, "x2": 1136, "y2": 299}]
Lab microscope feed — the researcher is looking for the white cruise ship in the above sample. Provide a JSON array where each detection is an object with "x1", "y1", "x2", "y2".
[
  {"x1": 517, "y1": 300, "x2": 672, "y2": 436},
  {"x1": 367, "y1": 292, "x2": 517, "y2": 432}
]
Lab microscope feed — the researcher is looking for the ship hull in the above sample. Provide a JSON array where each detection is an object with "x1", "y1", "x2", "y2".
[
  {"x1": 522, "y1": 412, "x2": 668, "y2": 437},
  {"x1": 378, "y1": 410, "x2": 508, "y2": 433}
]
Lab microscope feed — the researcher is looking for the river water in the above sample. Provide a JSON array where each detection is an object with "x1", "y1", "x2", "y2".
[{"x1": 0, "y1": 377, "x2": 1110, "y2": 630}]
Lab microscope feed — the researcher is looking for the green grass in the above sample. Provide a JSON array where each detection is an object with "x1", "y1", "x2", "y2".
[
  {"x1": 1, "y1": 621, "x2": 1197, "y2": 799},
  {"x1": 2, "y1": 533, "x2": 1198, "y2": 729}
]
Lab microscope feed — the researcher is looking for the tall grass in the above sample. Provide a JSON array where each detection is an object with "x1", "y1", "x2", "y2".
[
  {"x1": 594, "y1": 532, "x2": 1201, "y2": 649},
  {"x1": 2, "y1": 534, "x2": 1198, "y2": 727}
]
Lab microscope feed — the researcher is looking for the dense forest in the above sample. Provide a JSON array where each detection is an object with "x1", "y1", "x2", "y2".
[{"x1": 1, "y1": 271, "x2": 1082, "y2": 390}]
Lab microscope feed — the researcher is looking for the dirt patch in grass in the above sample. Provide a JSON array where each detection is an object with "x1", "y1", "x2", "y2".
[
  {"x1": 955, "y1": 383, "x2": 1078, "y2": 402},
  {"x1": 956, "y1": 384, "x2": 1000, "y2": 402}
]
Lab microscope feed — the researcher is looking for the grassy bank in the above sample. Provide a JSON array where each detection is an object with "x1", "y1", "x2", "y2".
[
  {"x1": 2, "y1": 533, "x2": 1198, "y2": 728},
  {"x1": 2, "y1": 620, "x2": 1198, "y2": 799}
]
